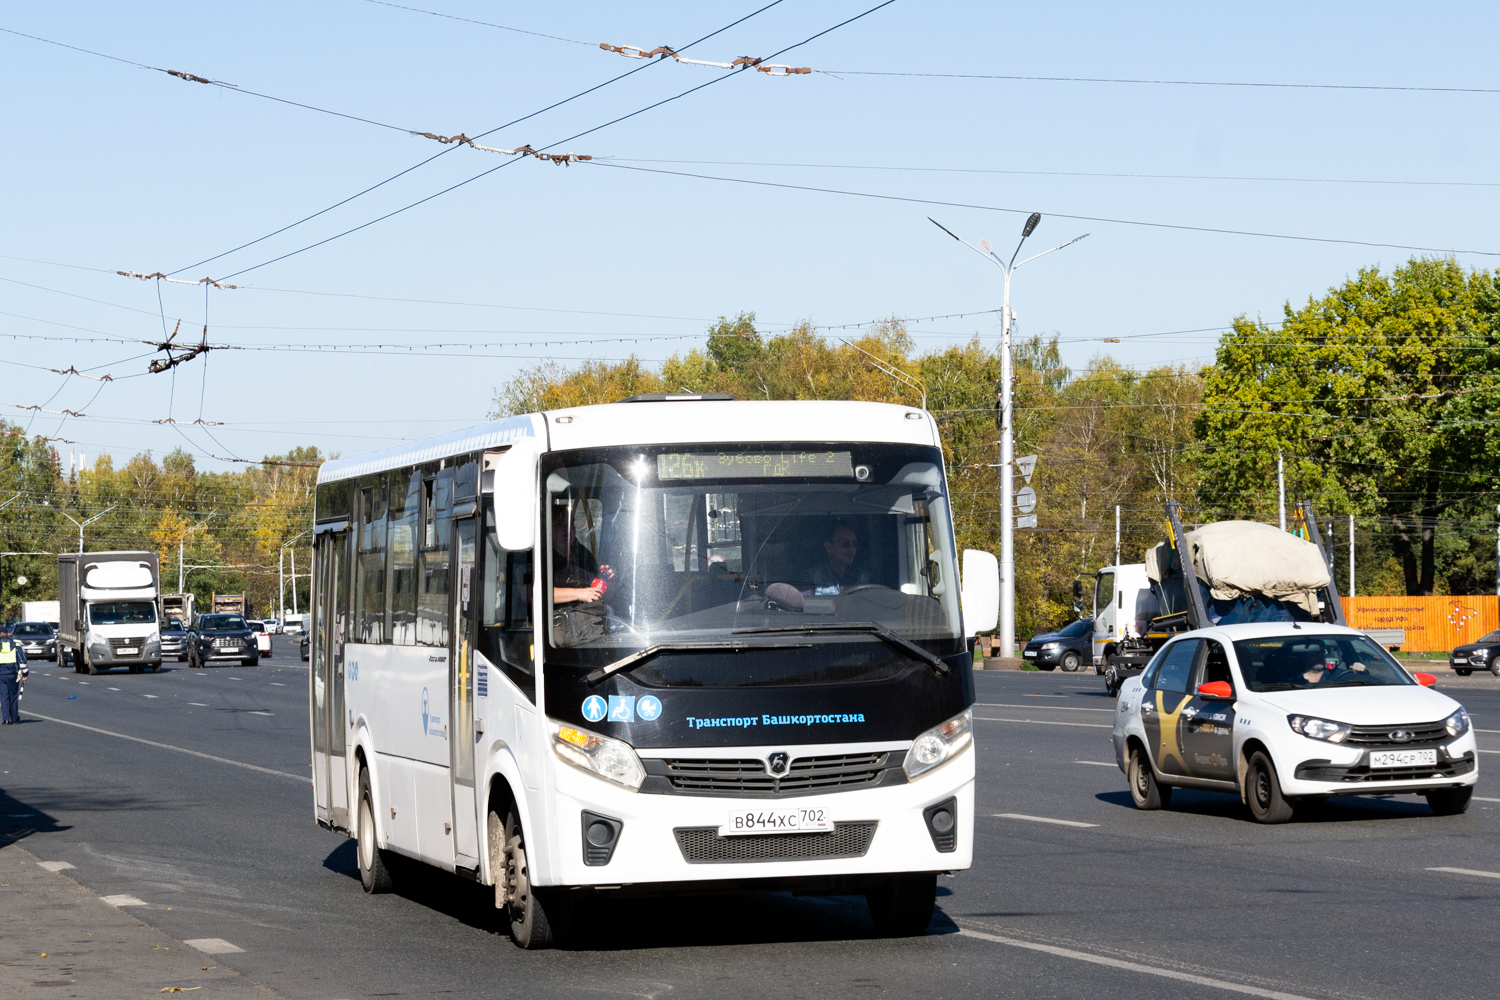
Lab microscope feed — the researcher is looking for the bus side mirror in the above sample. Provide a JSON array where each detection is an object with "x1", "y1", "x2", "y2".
[
  {"x1": 960, "y1": 549, "x2": 999, "y2": 636},
  {"x1": 489, "y1": 439, "x2": 540, "y2": 551}
]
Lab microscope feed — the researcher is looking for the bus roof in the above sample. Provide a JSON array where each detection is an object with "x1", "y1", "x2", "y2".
[{"x1": 317, "y1": 400, "x2": 938, "y2": 485}]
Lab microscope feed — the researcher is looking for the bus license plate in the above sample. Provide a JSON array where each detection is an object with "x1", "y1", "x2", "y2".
[
  {"x1": 721, "y1": 808, "x2": 832, "y2": 836},
  {"x1": 1369, "y1": 749, "x2": 1437, "y2": 768}
]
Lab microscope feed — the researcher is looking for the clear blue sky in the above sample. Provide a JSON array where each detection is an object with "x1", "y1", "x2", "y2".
[{"x1": 2, "y1": 1, "x2": 1497, "y2": 471}]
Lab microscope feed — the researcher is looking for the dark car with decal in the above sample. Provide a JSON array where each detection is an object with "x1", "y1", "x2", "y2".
[
  {"x1": 189, "y1": 613, "x2": 259, "y2": 668},
  {"x1": 1021, "y1": 618, "x2": 1093, "y2": 671},
  {"x1": 1450, "y1": 630, "x2": 1500, "y2": 677}
]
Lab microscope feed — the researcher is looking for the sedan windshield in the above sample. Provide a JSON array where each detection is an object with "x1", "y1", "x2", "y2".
[
  {"x1": 13, "y1": 623, "x2": 53, "y2": 637},
  {"x1": 540, "y1": 443, "x2": 962, "y2": 660},
  {"x1": 1234, "y1": 633, "x2": 1414, "y2": 691},
  {"x1": 1057, "y1": 619, "x2": 1092, "y2": 638},
  {"x1": 89, "y1": 602, "x2": 156, "y2": 625},
  {"x1": 199, "y1": 614, "x2": 247, "y2": 631}
]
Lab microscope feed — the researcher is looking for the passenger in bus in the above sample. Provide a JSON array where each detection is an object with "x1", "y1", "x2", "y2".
[{"x1": 806, "y1": 521, "x2": 869, "y2": 595}]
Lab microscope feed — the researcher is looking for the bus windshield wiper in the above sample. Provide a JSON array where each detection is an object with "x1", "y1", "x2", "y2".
[
  {"x1": 732, "y1": 621, "x2": 950, "y2": 675},
  {"x1": 583, "y1": 642, "x2": 746, "y2": 686}
]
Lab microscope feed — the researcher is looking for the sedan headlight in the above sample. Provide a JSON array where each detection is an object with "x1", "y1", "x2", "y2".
[
  {"x1": 1288, "y1": 715, "x2": 1351, "y2": 743},
  {"x1": 1444, "y1": 707, "x2": 1471, "y2": 738},
  {"x1": 903, "y1": 708, "x2": 973, "y2": 779},
  {"x1": 1041, "y1": 642, "x2": 1061, "y2": 652},
  {"x1": 548, "y1": 719, "x2": 645, "y2": 791}
]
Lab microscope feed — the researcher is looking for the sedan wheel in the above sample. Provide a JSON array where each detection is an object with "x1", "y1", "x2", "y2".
[{"x1": 1061, "y1": 651, "x2": 1083, "y2": 672}]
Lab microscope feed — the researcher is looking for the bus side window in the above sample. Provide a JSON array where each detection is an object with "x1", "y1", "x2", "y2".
[{"x1": 481, "y1": 530, "x2": 535, "y2": 703}]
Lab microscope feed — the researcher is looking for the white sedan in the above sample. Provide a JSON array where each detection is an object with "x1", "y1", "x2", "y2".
[
  {"x1": 246, "y1": 620, "x2": 274, "y2": 657},
  {"x1": 1113, "y1": 623, "x2": 1477, "y2": 823}
]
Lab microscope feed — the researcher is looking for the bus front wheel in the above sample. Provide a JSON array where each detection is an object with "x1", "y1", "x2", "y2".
[
  {"x1": 498, "y1": 807, "x2": 560, "y2": 949},
  {"x1": 865, "y1": 873, "x2": 936, "y2": 936},
  {"x1": 357, "y1": 769, "x2": 395, "y2": 893}
]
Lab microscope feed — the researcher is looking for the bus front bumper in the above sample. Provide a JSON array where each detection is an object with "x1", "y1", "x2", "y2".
[{"x1": 540, "y1": 747, "x2": 975, "y2": 888}]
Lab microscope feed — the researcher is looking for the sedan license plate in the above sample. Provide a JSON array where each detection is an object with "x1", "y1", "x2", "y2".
[
  {"x1": 1369, "y1": 748, "x2": 1437, "y2": 769},
  {"x1": 721, "y1": 808, "x2": 832, "y2": 836},
  {"x1": 1022, "y1": 650, "x2": 1037, "y2": 658}
]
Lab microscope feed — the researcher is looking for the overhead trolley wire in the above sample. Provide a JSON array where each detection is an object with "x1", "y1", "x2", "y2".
[
  {"x1": 167, "y1": 0, "x2": 794, "y2": 277},
  {"x1": 582, "y1": 162, "x2": 1500, "y2": 258},
  {"x1": 812, "y1": 68, "x2": 1500, "y2": 95}
]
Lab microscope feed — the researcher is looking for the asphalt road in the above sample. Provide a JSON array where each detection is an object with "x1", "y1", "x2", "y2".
[{"x1": 3, "y1": 642, "x2": 1498, "y2": 1000}]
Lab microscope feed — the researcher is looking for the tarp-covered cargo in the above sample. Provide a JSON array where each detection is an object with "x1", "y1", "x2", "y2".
[{"x1": 1146, "y1": 520, "x2": 1331, "y2": 617}]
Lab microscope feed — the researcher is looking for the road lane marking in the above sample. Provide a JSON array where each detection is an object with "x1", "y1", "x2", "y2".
[
  {"x1": 20, "y1": 711, "x2": 306, "y2": 782},
  {"x1": 249, "y1": 711, "x2": 274, "y2": 717},
  {"x1": 184, "y1": 938, "x2": 244, "y2": 955},
  {"x1": 270, "y1": 682, "x2": 286, "y2": 686},
  {"x1": 100, "y1": 894, "x2": 147, "y2": 907},
  {"x1": 1474, "y1": 796, "x2": 1500, "y2": 803},
  {"x1": 143, "y1": 694, "x2": 159, "y2": 699},
  {"x1": 957, "y1": 927, "x2": 1314, "y2": 1000},
  {"x1": 994, "y1": 813, "x2": 1099, "y2": 828},
  {"x1": 1475, "y1": 728, "x2": 1500, "y2": 733},
  {"x1": 975, "y1": 716, "x2": 1112, "y2": 729},
  {"x1": 1427, "y1": 866, "x2": 1500, "y2": 879},
  {"x1": 36, "y1": 861, "x2": 74, "y2": 872},
  {"x1": 1476, "y1": 749, "x2": 1500, "y2": 754},
  {"x1": 1074, "y1": 760, "x2": 1115, "y2": 767},
  {"x1": 188, "y1": 703, "x2": 209, "y2": 707},
  {"x1": 107, "y1": 687, "x2": 120, "y2": 691},
  {"x1": 977, "y1": 702, "x2": 1114, "y2": 713}
]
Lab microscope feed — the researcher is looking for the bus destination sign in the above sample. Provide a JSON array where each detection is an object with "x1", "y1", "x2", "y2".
[{"x1": 657, "y1": 450, "x2": 855, "y2": 481}]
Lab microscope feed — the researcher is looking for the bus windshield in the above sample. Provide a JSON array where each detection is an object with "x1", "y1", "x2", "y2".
[{"x1": 539, "y1": 443, "x2": 962, "y2": 662}]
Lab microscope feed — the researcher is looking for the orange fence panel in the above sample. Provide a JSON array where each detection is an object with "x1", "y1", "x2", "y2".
[{"x1": 1339, "y1": 596, "x2": 1499, "y2": 653}]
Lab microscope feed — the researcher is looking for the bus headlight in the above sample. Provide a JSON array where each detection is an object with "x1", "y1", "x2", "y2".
[
  {"x1": 548, "y1": 719, "x2": 645, "y2": 791},
  {"x1": 903, "y1": 708, "x2": 973, "y2": 780}
]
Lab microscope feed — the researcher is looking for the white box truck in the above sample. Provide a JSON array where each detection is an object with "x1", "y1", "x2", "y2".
[
  {"x1": 21, "y1": 600, "x2": 61, "y2": 629},
  {"x1": 58, "y1": 552, "x2": 163, "y2": 674}
]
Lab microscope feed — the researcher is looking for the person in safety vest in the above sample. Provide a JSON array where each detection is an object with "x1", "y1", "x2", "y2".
[{"x1": 0, "y1": 624, "x2": 27, "y2": 725}]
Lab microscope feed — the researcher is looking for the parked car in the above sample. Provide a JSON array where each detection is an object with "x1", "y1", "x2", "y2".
[
  {"x1": 1022, "y1": 618, "x2": 1094, "y2": 672},
  {"x1": 189, "y1": 613, "x2": 259, "y2": 668},
  {"x1": 159, "y1": 616, "x2": 189, "y2": 662},
  {"x1": 1450, "y1": 630, "x2": 1500, "y2": 676},
  {"x1": 11, "y1": 621, "x2": 58, "y2": 662},
  {"x1": 246, "y1": 620, "x2": 273, "y2": 657}
]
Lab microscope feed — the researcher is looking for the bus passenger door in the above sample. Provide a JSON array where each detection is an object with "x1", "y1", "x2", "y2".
[
  {"x1": 312, "y1": 529, "x2": 352, "y2": 829},
  {"x1": 449, "y1": 517, "x2": 480, "y2": 868}
]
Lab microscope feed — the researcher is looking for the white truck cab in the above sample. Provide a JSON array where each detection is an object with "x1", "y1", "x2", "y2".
[
  {"x1": 58, "y1": 552, "x2": 163, "y2": 674},
  {"x1": 1090, "y1": 563, "x2": 1154, "y2": 683}
]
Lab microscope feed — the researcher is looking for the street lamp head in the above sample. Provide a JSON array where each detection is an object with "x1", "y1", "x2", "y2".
[
  {"x1": 977, "y1": 239, "x2": 994, "y2": 254},
  {"x1": 1022, "y1": 212, "x2": 1041, "y2": 238}
]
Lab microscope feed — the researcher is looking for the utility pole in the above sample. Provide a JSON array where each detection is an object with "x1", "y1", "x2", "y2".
[
  {"x1": 290, "y1": 547, "x2": 299, "y2": 616},
  {"x1": 931, "y1": 214, "x2": 1088, "y2": 657},
  {"x1": 176, "y1": 515, "x2": 216, "y2": 592},
  {"x1": 1277, "y1": 452, "x2": 1287, "y2": 531},
  {"x1": 1349, "y1": 514, "x2": 1356, "y2": 599},
  {"x1": 1114, "y1": 505, "x2": 1121, "y2": 567}
]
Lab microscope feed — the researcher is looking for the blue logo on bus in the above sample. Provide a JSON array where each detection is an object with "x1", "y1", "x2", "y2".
[
  {"x1": 607, "y1": 695, "x2": 636, "y2": 723},
  {"x1": 637, "y1": 695, "x2": 663, "y2": 722},
  {"x1": 421, "y1": 688, "x2": 430, "y2": 733},
  {"x1": 581, "y1": 695, "x2": 607, "y2": 723}
]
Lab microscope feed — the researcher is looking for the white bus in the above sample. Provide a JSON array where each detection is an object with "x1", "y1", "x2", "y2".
[{"x1": 308, "y1": 396, "x2": 998, "y2": 948}]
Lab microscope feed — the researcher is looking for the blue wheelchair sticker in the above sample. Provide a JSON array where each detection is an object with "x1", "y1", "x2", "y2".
[
  {"x1": 581, "y1": 695, "x2": 607, "y2": 723},
  {"x1": 607, "y1": 695, "x2": 636, "y2": 723},
  {"x1": 637, "y1": 695, "x2": 663, "y2": 722}
]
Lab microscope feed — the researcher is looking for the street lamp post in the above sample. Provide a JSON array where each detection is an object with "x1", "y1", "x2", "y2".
[
  {"x1": 279, "y1": 531, "x2": 308, "y2": 620},
  {"x1": 56, "y1": 505, "x2": 118, "y2": 553},
  {"x1": 930, "y1": 214, "x2": 1088, "y2": 657}
]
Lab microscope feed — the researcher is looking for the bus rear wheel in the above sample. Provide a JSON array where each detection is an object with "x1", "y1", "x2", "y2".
[
  {"x1": 357, "y1": 769, "x2": 394, "y2": 894},
  {"x1": 865, "y1": 873, "x2": 936, "y2": 936},
  {"x1": 500, "y1": 808, "x2": 559, "y2": 949}
]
